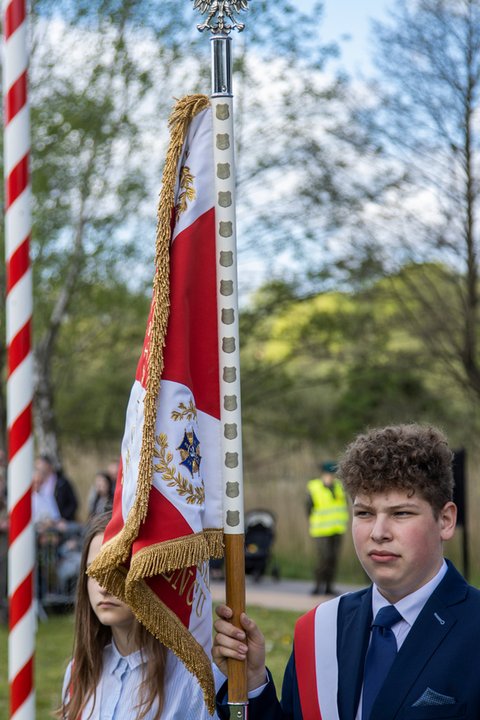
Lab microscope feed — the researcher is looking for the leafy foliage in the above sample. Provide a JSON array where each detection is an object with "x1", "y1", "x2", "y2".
[
  {"x1": 346, "y1": 0, "x2": 480, "y2": 406},
  {"x1": 52, "y1": 281, "x2": 150, "y2": 441},
  {"x1": 240, "y1": 274, "x2": 468, "y2": 464},
  {"x1": 2, "y1": 0, "x2": 364, "y2": 458}
]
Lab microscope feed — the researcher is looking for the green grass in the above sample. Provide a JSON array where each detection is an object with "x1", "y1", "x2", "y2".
[
  {"x1": 0, "y1": 606, "x2": 298, "y2": 719},
  {"x1": 275, "y1": 548, "x2": 368, "y2": 585},
  {"x1": 246, "y1": 605, "x2": 300, "y2": 688}
]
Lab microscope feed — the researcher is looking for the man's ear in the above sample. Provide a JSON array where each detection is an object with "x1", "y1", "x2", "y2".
[{"x1": 439, "y1": 501, "x2": 457, "y2": 541}]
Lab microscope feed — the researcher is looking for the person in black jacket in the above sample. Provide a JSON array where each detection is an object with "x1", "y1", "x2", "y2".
[{"x1": 35, "y1": 454, "x2": 78, "y2": 522}]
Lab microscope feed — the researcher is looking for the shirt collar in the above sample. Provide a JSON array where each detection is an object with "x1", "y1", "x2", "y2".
[
  {"x1": 372, "y1": 559, "x2": 448, "y2": 627},
  {"x1": 104, "y1": 640, "x2": 146, "y2": 673}
]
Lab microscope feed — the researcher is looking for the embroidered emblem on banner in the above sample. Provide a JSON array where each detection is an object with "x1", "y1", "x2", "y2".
[
  {"x1": 154, "y1": 433, "x2": 205, "y2": 505},
  {"x1": 153, "y1": 399, "x2": 205, "y2": 505},
  {"x1": 171, "y1": 400, "x2": 198, "y2": 422},
  {"x1": 175, "y1": 159, "x2": 196, "y2": 220},
  {"x1": 177, "y1": 429, "x2": 202, "y2": 476}
]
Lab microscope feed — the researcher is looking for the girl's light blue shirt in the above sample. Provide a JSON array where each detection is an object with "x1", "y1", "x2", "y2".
[{"x1": 62, "y1": 640, "x2": 218, "y2": 719}]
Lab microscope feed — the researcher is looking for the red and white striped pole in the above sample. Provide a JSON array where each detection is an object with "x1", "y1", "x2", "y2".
[{"x1": 3, "y1": 0, "x2": 35, "y2": 717}]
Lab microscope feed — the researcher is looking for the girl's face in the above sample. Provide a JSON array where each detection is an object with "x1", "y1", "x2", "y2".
[
  {"x1": 95, "y1": 474, "x2": 109, "y2": 497},
  {"x1": 86, "y1": 533, "x2": 135, "y2": 633}
]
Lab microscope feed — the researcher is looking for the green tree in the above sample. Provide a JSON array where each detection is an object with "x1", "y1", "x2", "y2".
[
  {"x1": 29, "y1": 12, "x2": 156, "y2": 461},
  {"x1": 239, "y1": 273, "x2": 465, "y2": 466},
  {"x1": 53, "y1": 280, "x2": 150, "y2": 443},
  {"x1": 2, "y1": 1, "x2": 359, "y2": 460},
  {"x1": 350, "y1": 0, "x2": 480, "y2": 414}
]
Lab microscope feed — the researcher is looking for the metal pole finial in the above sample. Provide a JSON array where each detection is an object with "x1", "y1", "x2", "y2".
[{"x1": 191, "y1": 0, "x2": 251, "y2": 35}]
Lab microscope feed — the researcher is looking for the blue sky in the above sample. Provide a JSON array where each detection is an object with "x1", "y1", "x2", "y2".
[{"x1": 298, "y1": 0, "x2": 393, "y2": 75}]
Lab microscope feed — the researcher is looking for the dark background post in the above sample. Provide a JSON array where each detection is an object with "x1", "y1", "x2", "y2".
[{"x1": 452, "y1": 448, "x2": 469, "y2": 581}]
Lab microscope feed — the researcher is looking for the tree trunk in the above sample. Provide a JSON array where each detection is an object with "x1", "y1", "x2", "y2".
[
  {"x1": 33, "y1": 355, "x2": 60, "y2": 465},
  {"x1": 33, "y1": 197, "x2": 87, "y2": 467}
]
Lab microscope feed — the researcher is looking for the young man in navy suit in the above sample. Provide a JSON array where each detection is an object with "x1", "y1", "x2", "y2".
[{"x1": 213, "y1": 424, "x2": 480, "y2": 719}]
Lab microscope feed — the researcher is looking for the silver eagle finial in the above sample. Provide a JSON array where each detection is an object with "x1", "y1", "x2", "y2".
[{"x1": 192, "y1": 0, "x2": 251, "y2": 35}]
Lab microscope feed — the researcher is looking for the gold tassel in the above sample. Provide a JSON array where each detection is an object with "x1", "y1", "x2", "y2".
[
  {"x1": 128, "y1": 529, "x2": 224, "y2": 580},
  {"x1": 204, "y1": 528, "x2": 225, "y2": 558}
]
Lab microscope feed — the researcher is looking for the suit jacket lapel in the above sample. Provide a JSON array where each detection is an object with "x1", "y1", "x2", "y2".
[
  {"x1": 371, "y1": 563, "x2": 468, "y2": 720},
  {"x1": 337, "y1": 588, "x2": 372, "y2": 720}
]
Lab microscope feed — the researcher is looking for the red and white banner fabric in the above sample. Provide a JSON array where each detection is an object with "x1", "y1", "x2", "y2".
[{"x1": 88, "y1": 95, "x2": 223, "y2": 714}]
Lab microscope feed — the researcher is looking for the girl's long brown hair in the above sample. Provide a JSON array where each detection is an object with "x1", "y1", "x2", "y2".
[{"x1": 58, "y1": 513, "x2": 167, "y2": 720}]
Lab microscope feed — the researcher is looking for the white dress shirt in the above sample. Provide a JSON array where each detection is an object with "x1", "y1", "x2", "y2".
[
  {"x1": 62, "y1": 640, "x2": 217, "y2": 719},
  {"x1": 33, "y1": 490, "x2": 61, "y2": 523}
]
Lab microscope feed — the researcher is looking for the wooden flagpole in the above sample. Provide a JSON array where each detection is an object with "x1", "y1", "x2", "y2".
[{"x1": 192, "y1": 2, "x2": 250, "y2": 718}]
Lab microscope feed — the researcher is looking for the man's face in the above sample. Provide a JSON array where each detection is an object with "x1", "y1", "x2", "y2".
[
  {"x1": 34, "y1": 458, "x2": 52, "y2": 481},
  {"x1": 32, "y1": 470, "x2": 44, "y2": 492},
  {"x1": 352, "y1": 490, "x2": 456, "y2": 603},
  {"x1": 322, "y1": 472, "x2": 334, "y2": 486}
]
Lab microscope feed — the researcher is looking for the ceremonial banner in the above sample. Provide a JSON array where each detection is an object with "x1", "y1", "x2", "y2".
[{"x1": 88, "y1": 95, "x2": 223, "y2": 713}]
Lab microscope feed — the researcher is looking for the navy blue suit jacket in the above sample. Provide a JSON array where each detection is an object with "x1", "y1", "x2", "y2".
[{"x1": 217, "y1": 562, "x2": 480, "y2": 719}]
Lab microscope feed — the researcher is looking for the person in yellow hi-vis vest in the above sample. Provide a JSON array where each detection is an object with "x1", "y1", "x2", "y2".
[{"x1": 306, "y1": 460, "x2": 349, "y2": 595}]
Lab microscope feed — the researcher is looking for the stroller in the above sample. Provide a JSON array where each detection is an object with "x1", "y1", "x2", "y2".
[{"x1": 244, "y1": 509, "x2": 280, "y2": 582}]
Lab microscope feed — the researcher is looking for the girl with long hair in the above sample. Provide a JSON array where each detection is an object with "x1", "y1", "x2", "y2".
[
  {"x1": 87, "y1": 472, "x2": 114, "y2": 518},
  {"x1": 58, "y1": 512, "x2": 216, "y2": 719}
]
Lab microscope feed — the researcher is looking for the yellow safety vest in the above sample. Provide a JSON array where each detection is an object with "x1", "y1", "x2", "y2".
[{"x1": 307, "y1": 478, "x2": 348, "y2": 537}]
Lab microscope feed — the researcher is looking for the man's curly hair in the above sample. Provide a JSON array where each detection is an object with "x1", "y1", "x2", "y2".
[{"x1": 338, "y1": 424, "x2": 454, "y2": 516}]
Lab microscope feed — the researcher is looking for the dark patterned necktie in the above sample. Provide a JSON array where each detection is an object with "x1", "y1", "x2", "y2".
[{"x1": 362, "y1": 605, "x2": 402, "y2": 719}]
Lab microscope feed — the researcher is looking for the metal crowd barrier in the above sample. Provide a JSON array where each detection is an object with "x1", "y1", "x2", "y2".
[{"x1": 0, "y1": 523, "x2": 84, "y2": 623}]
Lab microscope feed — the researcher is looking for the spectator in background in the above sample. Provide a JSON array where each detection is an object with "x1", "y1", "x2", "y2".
[
  {"x1": 88, "y1": 472, "x2": 114, "y2": 517},
  {"x1": 32, "y1": 466, "x2": 82, "y2": 601},
  {"x1": 106, "y1": 458, "x2": 120, "y2": 495},
  {"x1": 32, "y1": 468, "x2": 65, "y2": 529},
  {"x1": 306, "y1": 460, "x2": 349, "y2": 595},
  {"x1": 35, "y1": 455, "x2": 78, "y2": 522}
]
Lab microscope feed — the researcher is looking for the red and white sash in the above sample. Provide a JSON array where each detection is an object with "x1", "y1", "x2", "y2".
[{"x1": 294, "y1": 597, "x2": 341, "y2": 720}]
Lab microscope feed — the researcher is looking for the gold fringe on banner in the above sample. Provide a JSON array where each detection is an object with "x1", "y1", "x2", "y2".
[
  {"x1": 129, "y1": 529, "x2": 225, "y2": 581},
  {"x1": 126, "y1": 578, "x2": 216, "y2": 715},
  {"x1": 88, "y1": 94, "x2": 212, "y2": 576}
]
